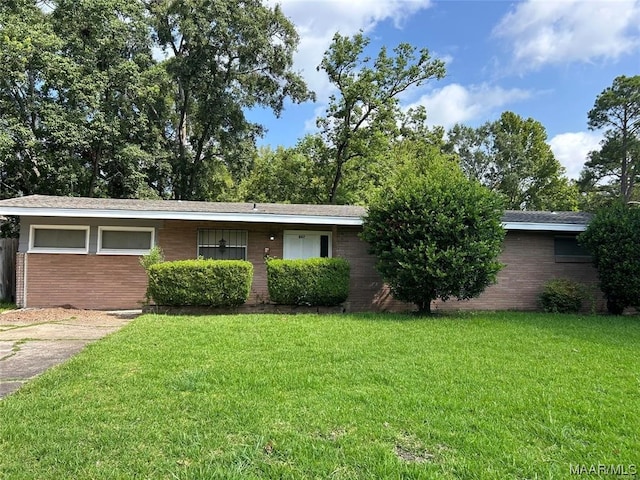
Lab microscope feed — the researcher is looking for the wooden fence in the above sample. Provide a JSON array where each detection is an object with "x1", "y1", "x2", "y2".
[{"x1": 0, "y1": 238, "x2": 18, "y2": 302}]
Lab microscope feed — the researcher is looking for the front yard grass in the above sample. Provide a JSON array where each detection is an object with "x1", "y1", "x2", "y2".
[{"x1": 0, "y1": 312, "x2": 638, "y2": 479}]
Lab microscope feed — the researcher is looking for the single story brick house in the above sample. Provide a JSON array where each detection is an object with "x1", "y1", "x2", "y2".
[{"x1": 0, "y1": 195, "x2": 600, "y2": 311}]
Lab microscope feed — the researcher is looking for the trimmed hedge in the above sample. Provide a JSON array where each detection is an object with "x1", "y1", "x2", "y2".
[
  {"x1": 147, "y1": 259, "x2": 253, "y2": 307},
  {"x1": 539, "y1": 278, "x2": 584, "y2": 313},
  {"x1": 267, "y1": 258, "x2": 350, "y2": 306}
]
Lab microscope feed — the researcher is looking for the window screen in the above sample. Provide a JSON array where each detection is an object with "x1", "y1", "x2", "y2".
[
  {"x1": 198, "y1": 229, "x2": 247, "y2": 260},
  {"x1": 32, "y1": 228, "x2": 87, "y2": 250}
]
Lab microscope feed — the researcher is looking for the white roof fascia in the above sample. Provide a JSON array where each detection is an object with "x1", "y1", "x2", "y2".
[
  {"x1": 502, "y1": 222, "x2": 586, "y2": 232},
  {"x1": 0, "y1": 206, "x2": 363, "y2": 226},
  {"x1": 0, "y1": 206, "x2": 588, "y2": 231}
]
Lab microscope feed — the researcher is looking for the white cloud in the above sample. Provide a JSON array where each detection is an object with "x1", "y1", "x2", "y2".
[
  {"x1": 268, "y1": 0, "x2": 433, "y2": 98},
  {"x1": 549, "y1": 131, "x2": 603, "y2": 180},
  {"x1": 493, "y1": 0, "x2": 640, "y2": 70},
  {"x1": 303, "y1": 105, "x2": 327, "y2": 133},
  {"x1": 273, "y1": 0, "x2": 431, "y2": 33},
  {"x1": 405, "y1": 83, "x2": 532, "y2": 130}
]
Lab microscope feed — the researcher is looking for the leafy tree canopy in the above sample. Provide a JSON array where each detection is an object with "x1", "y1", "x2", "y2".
[
  {"x1": 316, "y1": 32, "x2": 446, "y2": 204},
  {"x1": 0, "y1": 0, "x2": 312, "y2": 200},
  {"x1": 447, "y1": 112, "x2": 578, "y2": 211},
  {"x1": 580, "y1": 75, "x2": 640, "y2": 206},
  {"x1": 235, "y1": 145, "x2": 326, "y2": 204}
]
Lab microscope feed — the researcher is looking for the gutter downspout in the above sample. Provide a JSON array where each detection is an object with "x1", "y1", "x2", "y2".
[{"x1": 22, "y1": 253, "x2": 27, "y2": 308}]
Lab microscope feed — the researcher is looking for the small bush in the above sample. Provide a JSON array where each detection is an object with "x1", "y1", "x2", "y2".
[
  {"x1": 539, "y1": 279, "x2": 584, "y2": 313},
  {"x1": 140, "y1": 246, "x2": 165, "y2": 305},
  {"x1": 140, "y1": 246, "x2": 165, "y2": 271},
  {"x1": 147, "y1": 259, "x2": 253, "y2": 307},
  {"x1": 267, "y1": 258, "x2": 350, "y2": 306}
]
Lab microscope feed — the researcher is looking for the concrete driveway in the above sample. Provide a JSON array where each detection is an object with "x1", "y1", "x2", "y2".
[{"x1": 0, "y1": 308, "x2": 138, "y2": 399}]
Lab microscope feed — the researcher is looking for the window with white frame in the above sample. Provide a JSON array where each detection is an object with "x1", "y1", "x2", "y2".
[
  {"x1": 198, "y1": 229, "x2": 247, "y2": 260},
  {"x1": 98, "y1": 226, "x2": 155, "y2": 255},
  {"x1": 283, "y1": 230, "x2": 331, "y2": 259},
  {"x1": 29, "y1": 225, "x2": 90, "y2": 254}
]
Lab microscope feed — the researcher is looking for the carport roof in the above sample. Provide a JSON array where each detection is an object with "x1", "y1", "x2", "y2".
[{"x1": 0, "y1": 195, "x2": 591, "y2": 231}]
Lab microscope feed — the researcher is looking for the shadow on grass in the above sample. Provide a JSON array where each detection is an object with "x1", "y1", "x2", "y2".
[{"x1": 344, "y1": 309, "x2": 640, "y2": 349}]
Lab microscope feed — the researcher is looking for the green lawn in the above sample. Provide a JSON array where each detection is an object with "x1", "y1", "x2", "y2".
[{"x1": 1, "y1": 312, "x2": 638, "y2": 479}]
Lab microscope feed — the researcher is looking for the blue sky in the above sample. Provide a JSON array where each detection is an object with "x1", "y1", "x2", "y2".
[{"x1": 250, "y1": 0, "x2": 640, "y2": 179}]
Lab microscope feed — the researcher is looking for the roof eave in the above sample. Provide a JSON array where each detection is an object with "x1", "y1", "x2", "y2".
[
  {"x1": 0, "y1": 206, "x2": 588, "y2": 231},
  {"x1": 502, "y1": 222, "x2": 586, "y2": 232},
  {"x1": 0, "y1": 206, "x2": 363, "y2": 226}
]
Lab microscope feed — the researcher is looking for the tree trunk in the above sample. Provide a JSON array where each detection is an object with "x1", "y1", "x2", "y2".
[
  {"x1": 176, "y1": 81, "x2": 190, "y2": 200},
  {"x1": 328, "y1": 162, "x2": 343, "y2": 204},
  {"x1": 88, "y1": 149, "x2": 101, "y2": 198},
  {"x1": 188, "y1": 122, "x2": 212, "y2": 198},
  {"x1": 328, "y1": 140, "x2": 348, "y2": 204},
  {"x1": 416, "y1": 300, "x2": 432, "y2": 315},
  {"x1": 621, "y1": 119, "x2": 630, "y2": 202}
]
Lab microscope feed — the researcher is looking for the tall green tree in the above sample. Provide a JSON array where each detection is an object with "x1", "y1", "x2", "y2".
[
  {"x1": 0, "y1": 0, "x2": 65, "y2": 198},
  {"x1": 448, "y1": 112, "x2": 578, "y2": 211},
  {"x1": 146, "y1": 0, "x2": 313, "y2": 200},
  {"x1": 0, "y1": 0, "x2": 313, "y2": 201},
  {"x1": 578, "y1": 132, "x2": 640, "y2": 209},
  {"x1": 583, "y1": 75, "x2": 640, "y2": 203},
  {"x1": 50, "y1": 0, "x2": 157, "y2": 198},
  {"x1": 316, "y1": 32, "x2": 446, "y2": 204},
  {"x1": 0, "y1": 0, "x2": 166, "y2": 199}
]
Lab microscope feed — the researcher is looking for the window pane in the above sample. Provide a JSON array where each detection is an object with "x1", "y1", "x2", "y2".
[
  {"x1": 554, "y1": 237, "x2": 590, "y2": 256},
  {"x1": 199, "y1": 246, "x2": 246, "y2": 260},
  {"x1": 320, "y1": 235, "x2": 329, "y2": 258},
  {"x1": 198, "y1": 229, "x2": 247, "y2": 260},
  {"x1": 33, "y1": 228, "x2": 86, "y2": 249},
  {"x1": 102, "y1": 230, "x2": 152, "y2": 250}
]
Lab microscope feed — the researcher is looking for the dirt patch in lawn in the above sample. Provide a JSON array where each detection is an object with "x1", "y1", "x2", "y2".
[{"x1": 0, "y1": 307, "x2": 139, "y2": 326}]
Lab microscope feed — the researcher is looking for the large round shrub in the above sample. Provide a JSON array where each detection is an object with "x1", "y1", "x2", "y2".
[
  {"x1": 579, "y1": 203, "x2": 640, "y2": 314},
  {"x1": 266, "y1": 258, "x2": 350, "y2": 306},
  {"x1": 147, "y1": 259, "x2": 253, "y2": 307},
  {"x1": 361, "y1": 161, "x2": 505, "y2": 314}
]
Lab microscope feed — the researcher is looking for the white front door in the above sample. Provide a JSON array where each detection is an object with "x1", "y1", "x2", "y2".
[{"x1": 283, "y1": 231, "x2": 331, "y2": 259}]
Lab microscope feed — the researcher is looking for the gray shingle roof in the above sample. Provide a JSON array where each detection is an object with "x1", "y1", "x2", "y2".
[
  {"x1": 0, "y1": 195, "x2": 364, "y2": 218},
  {"x1": 0, "y1": 195, "x2": 592, "y2": 227},
  {"x1": 502, "y1": 210, "x2": 591, "y2": 225}
]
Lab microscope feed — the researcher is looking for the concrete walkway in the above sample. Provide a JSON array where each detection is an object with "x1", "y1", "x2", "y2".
[{"x1": 0, "y1": 311, "x2": 138, "y2": 399}]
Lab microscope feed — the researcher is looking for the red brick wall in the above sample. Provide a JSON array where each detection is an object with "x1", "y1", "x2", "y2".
[
  {"x1": 434, "y1": 231, "x2": 602, "y2": 312},
  {"x1": 338, "y1": 229, "x2": 604, "y2": 311},
  {"x1": 158, "y1": 220, "x2": 281, "y2": 304},
  {"x1": 337, "y1": 229, "x2": 602, "y2": 313},
  {"x1": 21, "y1": 221, "x2": 603, "y2": 312},
  {"x1": 24, "y1": 253, "x2": 148, "y2": 309},
  {"x1": 334, "y1": 227, "x2": 408, "y2": 312}
]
